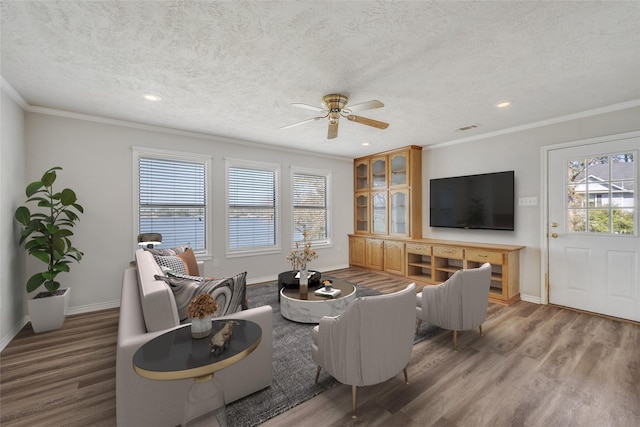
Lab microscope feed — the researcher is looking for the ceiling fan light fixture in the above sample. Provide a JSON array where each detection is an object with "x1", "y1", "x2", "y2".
[{"x1": 283, "y1": 93, "x2": 388, "y2": 138}]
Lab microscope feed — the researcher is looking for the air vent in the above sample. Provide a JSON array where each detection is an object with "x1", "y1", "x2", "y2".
[{"x1": 456, "y1": 124, "x2": 479, "y2": 132}]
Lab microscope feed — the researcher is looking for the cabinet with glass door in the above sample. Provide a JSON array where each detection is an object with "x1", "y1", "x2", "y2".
[{"x1": 351, "y1": 145, "x2": 422, "y2": 238}]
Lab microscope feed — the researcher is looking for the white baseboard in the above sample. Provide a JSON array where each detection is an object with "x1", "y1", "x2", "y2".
[
  {"x1": 65, "y1": 300, "x2": 121, "y2": 315},
  {"x1": 0, "y1": 316, "x2": 29, "y2": 352},
  {"x1": 520, "y1": 294, "x2": 542, "y2": 304}
]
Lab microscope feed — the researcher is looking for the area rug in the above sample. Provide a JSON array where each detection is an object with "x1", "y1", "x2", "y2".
[{"x1": 226, "y1": 277, "x2": 436, "y2": 427}]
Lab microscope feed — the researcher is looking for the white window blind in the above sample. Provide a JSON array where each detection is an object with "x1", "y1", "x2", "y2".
[
  {"x1": 293, "y1": 172, "x2": 329, "y2": 243},
  {"x1": 139, "y1": 157, "x2": 207, "y2": 251},
  {"x1": 227, "y1": 164, "x2": 279, "y2": 252}
]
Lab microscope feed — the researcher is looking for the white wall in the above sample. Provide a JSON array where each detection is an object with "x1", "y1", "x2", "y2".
[
  {"x1": 24, "y1": 112, "x2": 354, "y2": 313},
  {"x1": 1, "y1": 88, "x2": 27, "y2": 348},
  {"x1": 423, "y1": 105, "x2": 640, "y2": 301}
]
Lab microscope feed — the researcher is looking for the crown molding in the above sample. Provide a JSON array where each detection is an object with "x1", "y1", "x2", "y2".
[
  {"x1": 427, "y1": 99, "x2": 640, "y2": 150},
  {"x1": 1, "y1": 76, "x2": 28, "y2": 109}
]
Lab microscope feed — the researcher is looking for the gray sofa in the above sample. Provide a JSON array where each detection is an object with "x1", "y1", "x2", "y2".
[{"x1": 116, "y1": 249, "x2": 273, "y2": 427}]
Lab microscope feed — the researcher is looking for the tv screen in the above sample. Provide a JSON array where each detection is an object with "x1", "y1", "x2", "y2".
[{"x1": 430, "y1": 171, "x2": 515, "y2": 231}]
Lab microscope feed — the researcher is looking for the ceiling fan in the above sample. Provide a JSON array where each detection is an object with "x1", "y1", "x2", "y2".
[{"x1": 281, "y1": 94, "x2": 389, "y2": 139}]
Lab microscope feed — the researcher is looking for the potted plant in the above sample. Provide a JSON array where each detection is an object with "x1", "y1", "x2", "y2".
[
  {"x1": 14, "y1": 166, "x2": 84, "y2": 333},
  {"x1": 187, "y1": 294, "x2": 218, "y2": 339}
]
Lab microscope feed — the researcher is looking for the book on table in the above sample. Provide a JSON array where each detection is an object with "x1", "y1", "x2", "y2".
[{"x1": 314, "y1": 288, "x2": 341, "y2": 298}]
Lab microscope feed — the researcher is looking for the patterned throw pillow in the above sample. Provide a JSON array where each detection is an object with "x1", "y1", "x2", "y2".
[
  {"x1": 154, "y1": 272, "x2": 248, "y2": 321},
  {"x1": 150, "y1": 246, "x2": 199, "y2": 276},
  {"x1": 153, "y1": 254, "x2": 188, "y2": 275},
  {"x1": 145, "y1": 243, "x2": 191, "y2": 256}
]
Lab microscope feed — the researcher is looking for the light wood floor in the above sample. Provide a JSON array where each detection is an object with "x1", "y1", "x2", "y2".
[{"x1": 2, "y1": 267, "x2": 639, "y2": 426}]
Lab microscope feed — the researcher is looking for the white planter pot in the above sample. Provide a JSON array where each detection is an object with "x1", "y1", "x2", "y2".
[{"x1": 27, "y1": 288, "x2": 70, "y2": 333}]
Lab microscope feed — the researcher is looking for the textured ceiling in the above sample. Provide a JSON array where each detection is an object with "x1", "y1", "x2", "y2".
[{"x1": 2, "y1": 1, "x2": 640, "y2": 158}]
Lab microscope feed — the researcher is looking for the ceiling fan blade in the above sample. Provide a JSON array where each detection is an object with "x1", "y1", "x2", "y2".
[
  {"x1": 346, "y1": 114, "x2": 389, "y2": 130},
  {"x1": 346, "y1": 100, "x2": 384, "y2": 113},
  {"x1": 327, "y1": 121, "x2": 339, "y2": 139},
  {"x1": 291, "y1": 103, "x2": 326, "y2": 112},
  {"x1": 280, "y1": 116, "x2": 325, "y2": 130}
]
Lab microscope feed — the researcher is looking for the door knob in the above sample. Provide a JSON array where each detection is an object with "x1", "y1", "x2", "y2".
[{"x1": 551, "y1": 233, "x2": 558, "y2": 238}]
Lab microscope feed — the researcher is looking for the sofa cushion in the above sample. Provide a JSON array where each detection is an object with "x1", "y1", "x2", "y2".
[
  {"x1": 152, "y1": 248, "x2": 199, "y2": 276},
  {"x1": 155, "y1": 272, "x2": 248, "y2": 321}
]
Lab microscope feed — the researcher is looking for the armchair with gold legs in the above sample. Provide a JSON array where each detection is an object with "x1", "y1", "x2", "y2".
[
  {"x1": 416, "y1": 262, "x2": 492, "y2": 350},
  {"x1": 311, "y1": 283, "x2": 416, "y2": 418}
]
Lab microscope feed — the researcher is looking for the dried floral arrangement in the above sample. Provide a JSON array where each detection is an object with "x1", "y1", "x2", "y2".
[
  {"x1": 285, "y1": 228, "x2": 319, "y2": 271},
  {"x1": 186, "y1": 294, "x2": 218, "y2": 319}
]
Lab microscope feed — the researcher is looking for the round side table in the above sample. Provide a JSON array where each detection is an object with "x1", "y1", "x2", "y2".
[{"x1": 133, "y1": 319, "x2": 261, "y2": 427}]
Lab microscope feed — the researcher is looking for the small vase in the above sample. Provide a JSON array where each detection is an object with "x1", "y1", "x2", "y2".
[
  {"x1": 191, "y1": 317, "x2": 212, "y2": 339},
  {"x1": 299, "y1": 268, "x2": 309, "y2": 299}
]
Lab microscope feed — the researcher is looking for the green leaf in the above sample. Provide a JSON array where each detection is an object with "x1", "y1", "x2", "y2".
[
  {"x1": 24, "y1": 240, "x2": 41, "y2": 251},
  {"x1": 46, "y1": 223, "x2": 59, "y2": 234},
  {"x1": 42, "y1": 271, "x2": 59, "y2": 281},
  {"x1": 26, "y1": 274, "x2": 46, "y2": 293},
  {"x1": 56, "y1": 229, "x2": 73, "y2": 238},
  {"x1": 53, "y1": 263, "x2": 70, "y2": 272},
  {"x1": 73, "y1": 203, "x2": 84, "y2": 213},
  {"x1": 60, "y1": 189, "x2": 77, "y2": 206},
  {"x1": 41, "y1": 170, "x2": 57, "y2": 187},
  {"x1": 44, "y1": 280, "x2": 60, "y2": 293},
  {"x1": 31, "y1": 250, "x2": 50, "y2": 264},
  {"x1": 25, "y1": 181, "x2": 44, "y2": 197},
  {"x1": 14, "y1": 206, "x2": 31, "y2": 225}
]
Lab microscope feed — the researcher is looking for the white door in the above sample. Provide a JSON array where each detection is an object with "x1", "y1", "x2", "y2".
[{"x1": 547, "y1": 134, "x2": 640, "y2": 321}]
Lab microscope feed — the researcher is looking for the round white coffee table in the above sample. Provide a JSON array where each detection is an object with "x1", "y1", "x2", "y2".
[{"x1": 280, "y1": 280, "x2": 356, "y2": 323}]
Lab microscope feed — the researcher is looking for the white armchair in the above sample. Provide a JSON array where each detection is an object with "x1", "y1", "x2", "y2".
[
  {"x1": 416, "y1": 263, "x2": 492, "y2": 350},
  {"x1": 311, "y1": 283, "x2": 416, "y2": 418}
]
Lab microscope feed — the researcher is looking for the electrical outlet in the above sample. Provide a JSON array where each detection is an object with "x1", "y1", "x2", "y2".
[
  {"x1": 519, "y1": 197, "x2": 538, "y2": 206},
  {"x1": 213, "y1": 259, "x2": 219, "y2": 267}
]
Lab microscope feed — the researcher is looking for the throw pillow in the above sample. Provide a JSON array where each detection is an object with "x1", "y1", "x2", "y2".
[
  {"x1": 177, "y1": 249, "x2": 199, "y2": 276},
  {"x1": 151, "y1": 248, "x2": 199, "y2": 276},
  {"x1": 145, "y1": 243, "x2": 191, "y2": 256},
  {"x1": 153, "y1": 254, "x2": 188, "y2": 275},
  {"x1": 155, "y1": 271, "x2": 248, "y2": 322}
]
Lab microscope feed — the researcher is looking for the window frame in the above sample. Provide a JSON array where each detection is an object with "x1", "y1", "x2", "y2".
[
  {"x1": 225, "y1": 158, "x2": 281, "y2": 257},
  {"x1": 290, "y1": 166, "x2": 332, "y2": 249},
  {"x1": 132, "y1": 147, "x2": 212, "y2": 257}
]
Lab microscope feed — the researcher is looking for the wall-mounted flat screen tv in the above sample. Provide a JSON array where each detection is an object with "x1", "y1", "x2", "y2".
[{"x1": 430, "y1": 171, "x2": 515, "y2": 231}]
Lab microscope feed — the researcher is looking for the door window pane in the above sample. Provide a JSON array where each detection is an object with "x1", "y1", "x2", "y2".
[{"x1": 566, "y1": 152, "x2": 635, "y2": 235}]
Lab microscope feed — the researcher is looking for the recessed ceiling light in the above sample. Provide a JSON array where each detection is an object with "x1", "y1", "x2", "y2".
[
  {"x1": 144, "y1": 94, "x2": 161, "y2": 101},
  {"x1": 362, "y1": 142, "x2": 370, "y2": 146},
  {"x1": 496, "y1": 101, "x2": 511, "y2": 108}
]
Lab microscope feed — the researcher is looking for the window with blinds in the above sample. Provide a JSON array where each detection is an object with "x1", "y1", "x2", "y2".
[
  {"x1": 227, "y1": 161, "x2": 280, "y2": 253},
  {"x1": 292, "y1": 170, "x2": 330, "y2": 244},
  {"x1": 138, "y1": 155, "x2": 207, "y2": 252}
]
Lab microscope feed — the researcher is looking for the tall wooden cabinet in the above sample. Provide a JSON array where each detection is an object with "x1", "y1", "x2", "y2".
[{"x1": 353, "y1": 146, "x2": 422, "y2": 239}]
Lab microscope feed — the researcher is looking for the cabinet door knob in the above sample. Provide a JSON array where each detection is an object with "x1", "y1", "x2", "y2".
[{"x1": 551, "y1": 233, "x2": 558, "y2": 238}]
